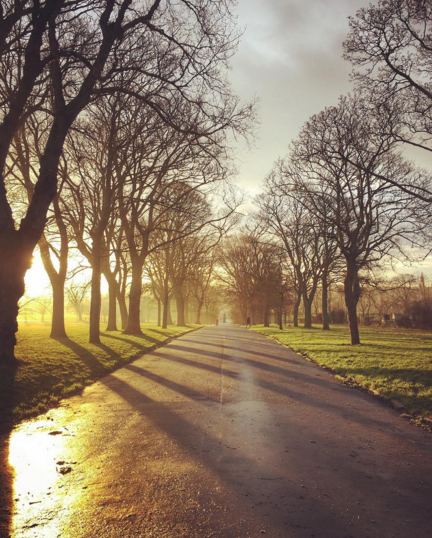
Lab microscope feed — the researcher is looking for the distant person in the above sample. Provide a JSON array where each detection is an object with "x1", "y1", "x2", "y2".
[
  {"x1": 215, "y1": 318, "x2": 219, "y2": 326},
  {"x1": 246, "y1": 316, "x2": 251, "y2": 328}
]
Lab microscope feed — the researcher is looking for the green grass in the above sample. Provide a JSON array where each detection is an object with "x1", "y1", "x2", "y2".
[
  {"x1": 0, "y1": 322, "x2": 199, "y2": 426},
  {"x1": 251, "y1": 324, "x2": 432, "y2": 423}
]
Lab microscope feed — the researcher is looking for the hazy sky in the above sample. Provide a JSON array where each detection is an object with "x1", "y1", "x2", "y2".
[{"x1": 229, "y1": 0, "x2": 371, "y2": 196}]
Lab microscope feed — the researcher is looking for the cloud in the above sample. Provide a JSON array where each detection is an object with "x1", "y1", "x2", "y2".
[{"x1": 229, "y1": 0, "x2": 372, "y2": 191}]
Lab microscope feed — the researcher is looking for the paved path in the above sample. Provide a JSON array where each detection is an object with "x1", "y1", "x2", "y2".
[{"x1": 1, "y1": 325, "x2": 432, "y2": 538}]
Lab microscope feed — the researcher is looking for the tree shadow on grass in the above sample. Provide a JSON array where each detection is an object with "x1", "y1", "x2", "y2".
[
  {"x1": 52, "y1": 337, "x2": 113, "y2": 377},
  {"x1": 102, "y1": 332, "x2": 155, "y2": 351}
]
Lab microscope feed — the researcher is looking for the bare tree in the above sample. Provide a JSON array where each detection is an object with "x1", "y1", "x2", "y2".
[
  {"x1": 218, "y1": 230, "x2": 283, "y2": 326},
  {"x1": 344, "y1": 0, "x2": 432, "y2": 202},
  {"x1": 66, "y1": 281, "x2": 90, "y2": 323},
  {"x1": 258, "y1": 186, "x2": 328, "y2": 329},
  {"x1": 0, "y1": 0, "x2": 255, "y2": 364},
  {"x1": 7, "y1": 114, "x2": 70, "y2": 338},
  {"x1": 284, "y1": 95, "x2": 425, "y2": 344}
]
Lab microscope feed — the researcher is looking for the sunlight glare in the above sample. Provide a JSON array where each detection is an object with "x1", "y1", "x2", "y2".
[
  {"x1": 25, "y1": 254, "x2": 50, "y2": 298},
  {"x1": 9, "y1": 421, "x2": 65, "y2": 502}
]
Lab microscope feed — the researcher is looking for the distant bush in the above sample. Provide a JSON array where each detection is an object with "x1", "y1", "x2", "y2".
[
  {"x1": 330, "y1": 309, "x2": 346, "y2": 324},
  {"x1": 408, "y1": 301, "x2": 432, "y2": 330},
  {"x1": 395, "y1": 315, "x2": 413, "y2": 329}
]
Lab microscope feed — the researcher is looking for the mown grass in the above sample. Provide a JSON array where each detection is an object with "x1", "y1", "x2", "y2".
[
  {"x1": 251, "y1": 324, "x2": 432, "y2": 422},
  {"x1": 0, "y1": 322, "x2": 199, "y2": 426}
]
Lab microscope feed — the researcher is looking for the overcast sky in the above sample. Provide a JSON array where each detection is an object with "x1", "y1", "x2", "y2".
[
  {"x1": 227, "y1": 0, "x2": 432, "y2": 274},
  {"x1": 229, "y1": 0, "x2": 371, "y2": 196}
]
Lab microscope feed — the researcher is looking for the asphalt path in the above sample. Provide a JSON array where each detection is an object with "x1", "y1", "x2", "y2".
[{"x1": 2, "y1": 325, "x2": 432, "y2": 538}]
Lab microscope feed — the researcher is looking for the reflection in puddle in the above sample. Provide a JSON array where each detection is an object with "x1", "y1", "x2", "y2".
[{"x1": 8, "y1": 419, "x2": 70, "y2": 536}]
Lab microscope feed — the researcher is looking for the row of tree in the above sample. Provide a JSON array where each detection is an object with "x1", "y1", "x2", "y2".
[
  {"x1": 219, "y1": 0, "x2": 432, "y2": 344},
  {"x1": 0, "y1": 0, "x2": 254, "y2": 364}
]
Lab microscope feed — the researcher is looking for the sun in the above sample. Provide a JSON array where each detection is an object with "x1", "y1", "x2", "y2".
[{"x1": 24, "y1": 253, "x2": 51, "y2": 298}]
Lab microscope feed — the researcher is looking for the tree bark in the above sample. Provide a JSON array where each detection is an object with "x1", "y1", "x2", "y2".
[
  {"x1": 89, "y1": 236, "x2": 102, "y2": 344},
  {"x1": 106, "y1": 277, "x2": 118, "y2": 331},
  {"x1": 124, "y1": 260, "x2": 144, "y2": 335},
  {"x1": 322, "y1": 272, "x2": 330, "y2": 331},
  {"x1": 162, "y1": 273, "x2": 170, "y2": 329},
  {"x1": 293, "y1": 289, "x2": 302, "y2": 328},
  {"x1": 39, "y1": 227, "x2": 68, "y2": 338},
  {"x1": 195, "y1": 299, "x2": 204, "y2": 324},
  {"x1": 344, "y1": 260, "x2": 361, "y2": 345},
  {"x1": 117, "y1": 288, "x2": 128, "y2": 330},
  {"x1": 184, "y1": 297, "x2": 189, "y2": 325},
  {"x1": 303, "y1": 295, "x2": 313, "y2": 329},
  {"x1": 0, "y1": 241, "x2": 30, "y2": 364},
  {"x1": 51, "y1": 278, "x2": 67, "y2": 338},
  {"x1": 174, "y1": 285, "x2": 186, "y2": 326},
  {"x1": 167, "y1": 299, "x2": 173, "y2": 326}
]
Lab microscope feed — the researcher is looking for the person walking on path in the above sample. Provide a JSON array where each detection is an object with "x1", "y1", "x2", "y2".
[{"x1": 246, "y1": 316, "x2": 251, "y2": 328}]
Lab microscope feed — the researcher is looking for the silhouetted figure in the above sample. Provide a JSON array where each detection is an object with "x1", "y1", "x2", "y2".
[
  {"x1": 215, "y1": 318, "x2": 219, "y2": 326},
  {"x1": 246, "y1": 316, "x2": 251, "y2": 328}
]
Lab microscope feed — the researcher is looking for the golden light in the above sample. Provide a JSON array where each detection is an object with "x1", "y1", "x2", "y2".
[
  {"x1": 9, "y1": 423, "x2": 62, "y2": 500},
  {"x1": 24, "y1": 253, "x2": 51, "y2": 298}
]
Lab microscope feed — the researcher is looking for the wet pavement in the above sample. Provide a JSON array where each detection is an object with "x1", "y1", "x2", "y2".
[{"x1": 1, "y1": 325, "x2": 432, "y2": 538}]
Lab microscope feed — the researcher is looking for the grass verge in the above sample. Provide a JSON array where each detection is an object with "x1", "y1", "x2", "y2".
[
  {"x1": 0, "y1": 322, "x2": 200, "y2": 427},
  {"x1": 251, "y1": 324, "x2": 432, "y2": 427}
]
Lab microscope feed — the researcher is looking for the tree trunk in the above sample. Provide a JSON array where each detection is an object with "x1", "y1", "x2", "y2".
[
  {"x1": 89, "y1": 236, "x2": 102, "y2": 344},
  {"x1": 344, "y1": 260, "x2": 361, "y2": 345},
  {"x1": 106, "y1": 277, "x2": 117, "y2": 331},
  {"x1": 263, "y1": 305, "x2": 270, "y2": 327},
  {"x1": 322, "y1": 272, "x2": 330, "y2": 331},
  {"x1": 0, "y1": 245, "x2": 30, "y2": 364},
  {"x1": 162, "y1": 274, "x2": 170, "y2": 329},
  {"x1": 174, "y1": 285, "x2": 186, "y2": 326},
  {"x1": 195, "y1": 299, "x2": 204, "y2": 324},
  {"x1": 117, "y1": 289, "x2": 128, "y2": 330},
  {"x1": 167, "y1": 299, "x2": 173, "y2": 326},
  {"x1": 50, "y1": 277, "x2": 67, "y2": 338},
  {"x1": 157, "y1": 298, "x2": 161, "y2": 327},
  {"x1": 278, "y1": 290, "x2": 283, "y2": 330},
  {"x1": 184, "y1": 297, "x2": 189, "y2": 325},
  {"x1": 293, "y1": 290, "x2": 302, "y2": 328},
  {"x1": 124, "y1": 260, "x2": 143, "y2": 335},
  {"x1": 303, "y1": 296, "x2": 313, "y2": 329},
  {"x1": 39, "y1": 222, "x2": 68, "y2": 338}
]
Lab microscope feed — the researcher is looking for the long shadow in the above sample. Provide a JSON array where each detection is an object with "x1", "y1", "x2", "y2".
[
  {"x1": 52, "y1": 337, "x2": 113, "y2": 376},
  {"x1": 102, "y1": 332, "x2": 149, "y2": 352},
  {"x1": 146, "y1": 327, "x2": 193, "y2": 339},
  {"x1": 153, "y1": 350, "x2": 239, "y2": 380},
  {"x1": 153, "y1": 349, "x2": 402, "y2": 433},
  {"x1": 124, "y1": 364, "x2": 220, "y2": 403},
  {"x1": 178, "y1": 338, "x2": 302, "y2": 365},
  {"x1": 163, "y1": 343, "x2": 332, "y2": 390},
  {"x1": 102, "y1": 331, "x2": 161, "y2": 347},
  {"x1": 98, "y1": 372, "x2": 352, "y2": 537}
]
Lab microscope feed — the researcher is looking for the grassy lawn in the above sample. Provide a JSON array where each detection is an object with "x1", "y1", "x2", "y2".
[
  {"x1": 251, "y1": 324, "x2": 432, "y2": 424},
  {"x1": 0, "y1": 322, "x2": 199, "y2": 426}
]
